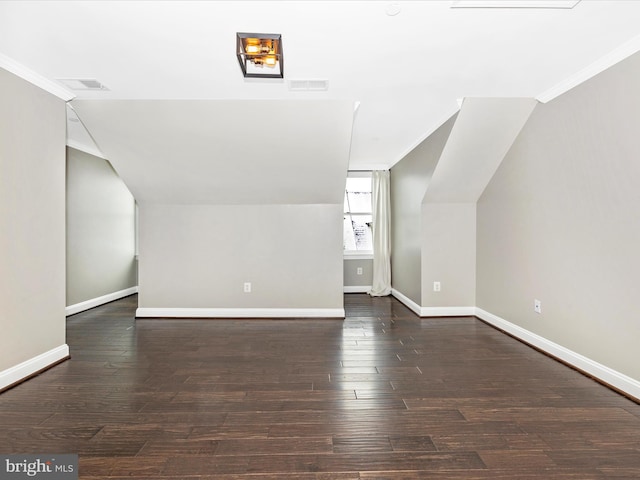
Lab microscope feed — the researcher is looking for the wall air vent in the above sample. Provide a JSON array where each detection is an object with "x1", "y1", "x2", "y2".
[
  {"x1": 57, "y1": 78, "x2": 109, "y2": 91},
  {"x1": 288, "y1": 79, "x2": 329, "y2": 91}
]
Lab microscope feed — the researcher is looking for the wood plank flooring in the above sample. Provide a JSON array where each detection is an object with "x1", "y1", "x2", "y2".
[{"x1": 1, "y1": 294, "x2": 639, "y2": 479}]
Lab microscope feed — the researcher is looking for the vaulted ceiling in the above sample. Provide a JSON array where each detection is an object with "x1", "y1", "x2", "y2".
[{"x1": 2, "y1": 0, "x2": 640, "y2": 173}]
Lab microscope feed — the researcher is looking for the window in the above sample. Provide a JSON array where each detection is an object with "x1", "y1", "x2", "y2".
[{"x1": 344, "y1": 172, "x2": 372, "y2": 255}]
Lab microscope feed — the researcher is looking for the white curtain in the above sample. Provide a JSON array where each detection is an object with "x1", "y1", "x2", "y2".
[{"x1": 369, "y1": 170, "x2": 391, "y2": 297}]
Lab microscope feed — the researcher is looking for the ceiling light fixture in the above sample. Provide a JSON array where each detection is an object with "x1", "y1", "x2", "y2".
[{"x1": 236, "y1": 32, "x2": 283, "y2": 78}]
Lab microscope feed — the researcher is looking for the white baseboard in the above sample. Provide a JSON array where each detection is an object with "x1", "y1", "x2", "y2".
[
  {"x1": 391, "y1": 288, "x2": 422, "y2": 315},
  {"x1": 421, "y1": 306, "x2": 476, "y2": 317},
  {"x1": 0, "y1": 344, "x2": 69, "y2": 391},
  {"x1": 475, "y1": 307, "x2": 640, "y2": 402},
  {"x1": 136, "y1": 307, "x2": 345, "y2": 319},
  {"x1": 391, "y1": 289, "x2": 475, "y2": 317},
  {"x1": 66, "y1": 286, "x2": 138, "y2": 316},
  {"x1": 344, "y1": 286, "x2": 371, "y2": 293}
]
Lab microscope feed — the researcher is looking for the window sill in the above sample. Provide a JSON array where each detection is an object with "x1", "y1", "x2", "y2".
[{"x1": 344, "y1": 253, "x2": 374, "y2": 260}]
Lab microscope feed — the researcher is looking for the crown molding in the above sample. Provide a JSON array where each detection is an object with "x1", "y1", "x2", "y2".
[
  {"x1": 537, "y1": 33, "x2": 640, "y2": 103},
  {"x1": 0, "y1": 53, "x2": 75, "y2": 101}
]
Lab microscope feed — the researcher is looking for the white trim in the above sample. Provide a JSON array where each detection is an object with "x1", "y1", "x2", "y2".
[
  {"x1": 537, "y1": 33, "x2": 640, "y2": 103},
  {"x1": 66, "y1": 139, "x2": 107, "y2": 160},
  {"x1": 391, "y1": 288, "x2": 475, "y2": 317},
  {"x1": 347, "y1": 170, "x2": 374, "y2": 178},
  {"x1": 344, "y1": 286, "x2": 371, "y2": 293},
  {"x1": 135, "y1": 307, "x2": 345, "y2": 319},
  {"x1": 0, "y1": 345, "x2": 69, "y2": 391},
  {"x1": 475, "y1": 308, "x2": 640, "y2": 402},
  {"x1": 421, "y1": 306, "x2": 476, "y2": 317},
  {"x1": 348, "y1": 163, "x2": 392, "y2": 171},
  {"x1": 0, "y1": 53, "x2": 75, "y2": 101},
  {"x1": 66, "y1": 286, "x2": 139, "y2": 316},
  {"x1": 344, "y1": 254, "x2": 374, "y2": 260},
  {"x1": 391, "y1": 288, "x2": 422, "y2": 316}
]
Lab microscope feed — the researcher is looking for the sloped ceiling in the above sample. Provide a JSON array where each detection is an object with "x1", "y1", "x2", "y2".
[
  {"x1": 73, "y1": 100, "x2": 354, "y2": 204},
  {"x1": 424, "y1": 97, "x2": 537, "y2": 204},
  {"x1": 2, "y1": 1, "x2": 640, "y2": 171}
]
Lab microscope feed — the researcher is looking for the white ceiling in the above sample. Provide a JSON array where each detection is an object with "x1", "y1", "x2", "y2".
[{"x1": 2, "y1": 1, "x2": 640, "y2": 170}]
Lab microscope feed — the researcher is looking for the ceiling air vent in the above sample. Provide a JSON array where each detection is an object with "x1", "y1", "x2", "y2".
[
  {"x1": 451, "y1": 0, "x2": 580, "y2": 8},
  {"x1": 288, "y1": 79, "x2": 329, "y2": 92},
  {"x1": 57, "y1": 78, "x2": 109, "y2": 91}
]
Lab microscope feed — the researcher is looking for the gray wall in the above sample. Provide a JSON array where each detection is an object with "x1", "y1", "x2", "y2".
[
  {"x1": 477, "y1": 51, "x2": 640, "y2": 380},
  {"x1": 138, "y1": 204, "x2": 344, "y2": 309},
  {"x1": 390, "y1": 114, "x2": 457, "y2": 304},
  {"x1": 418, "y1": 99, "x2": 535, "y2": 309},
  {"x1": 344, "y1": 258, "x2": 373, "y2": 290},
  {"x1": 66, "y1": 147, "x2": 137, "y2": 306},
  {"x1": 73, "y1": 100, "x2": 353, "y2": 315},
  {"x1": 0, "y1": 68, "x2": 66, "y2": 371},
  {"x1": 421, "y1": 203, "x2": 476, "y2": 307}
]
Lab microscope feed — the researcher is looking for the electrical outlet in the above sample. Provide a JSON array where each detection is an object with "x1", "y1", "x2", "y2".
[
  {"x1": 356, "y1": 267, "x2": 363, "y2": 275},
  {"x1": 534, "y1": 299, "x2": 541, "y2": 314},
  {"x1": 243, "y1": 282, "x2": 252, "y2": 293},
  {"x1": 433, "y1": 281, "x2": 441, "y2": 292}
]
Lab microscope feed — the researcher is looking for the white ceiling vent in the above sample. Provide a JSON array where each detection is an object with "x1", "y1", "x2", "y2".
[
  {"x1": 451, "y1": 0, "x2": 580, "y2": 8},
  {"x1": 288, "y1": 79, "x2": 329, "y2": 91},
  {"x1": 57, "y1": 78, "x2": 109, "y2": 91}
]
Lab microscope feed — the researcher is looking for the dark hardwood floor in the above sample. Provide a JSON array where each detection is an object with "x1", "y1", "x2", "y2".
[{"x1": 1, "y1": 294, "x2": 639, "y2": 479}]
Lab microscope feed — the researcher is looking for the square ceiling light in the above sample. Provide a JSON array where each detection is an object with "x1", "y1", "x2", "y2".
[{"x1": 236, "y1": 32, "x2": 283, "y2": 78}]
